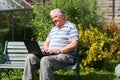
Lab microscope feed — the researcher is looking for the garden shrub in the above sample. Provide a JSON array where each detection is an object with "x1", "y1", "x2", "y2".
[
  {"x1": 79, "y1": 24, "x2": 111, "y2": 73},
  {"x1": 52, "y1": 0, "x2": 102, "y2": 28},
  {"x1": 31, "y1": 0, "x2": 102, "y2": 41},
  {"x1": 30, "y1": 4, "x2": 54, "y2": 41},
  {"x1": 79, "y1": 22, "x2": 120, "y2": 73}
]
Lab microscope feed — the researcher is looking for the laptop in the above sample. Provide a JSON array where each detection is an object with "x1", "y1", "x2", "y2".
[{"x1": 24, "y1": 41, "x2": 48, "y2": 57}]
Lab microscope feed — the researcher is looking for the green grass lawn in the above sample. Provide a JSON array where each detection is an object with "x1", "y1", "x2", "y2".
[
  {"x1": 54, "y1": 70, "x2": 119, "y2": 80},
  {"x1": 0, "y1": 69, "x2": 119, "y2": 80}
]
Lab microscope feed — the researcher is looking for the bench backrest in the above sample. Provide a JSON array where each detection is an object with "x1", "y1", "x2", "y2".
[
  {"x1": 1, "y1": 41, "x2": 80, "y2": 80},
  {"x1": 4, "y1": 41, "x2": 44, "y2": 64},
  {"x1": 2, "y1": 41, "x2": 79, "y2": 70}
]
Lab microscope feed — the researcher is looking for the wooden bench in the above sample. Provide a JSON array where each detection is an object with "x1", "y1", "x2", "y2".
[{"x1": 0, "y1": 41, "x2": 80, "y2": 80}]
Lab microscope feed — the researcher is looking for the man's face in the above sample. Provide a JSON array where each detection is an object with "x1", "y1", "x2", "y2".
[{"x1": 51, "y1": 12, "x2": 64, "y2": 27}]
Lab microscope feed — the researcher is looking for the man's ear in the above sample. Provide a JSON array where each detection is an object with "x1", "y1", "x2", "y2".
[{"x1": 61, "y1": 14, "x2": 65, "y2": 19}]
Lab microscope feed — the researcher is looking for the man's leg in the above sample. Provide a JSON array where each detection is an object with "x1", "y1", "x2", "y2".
[
  {"x1": 40, "y1": 54, "x2": 72, "y2": 80},
  {"x1": 22, "y1": 54, "x2": 40, "y2": 80}
]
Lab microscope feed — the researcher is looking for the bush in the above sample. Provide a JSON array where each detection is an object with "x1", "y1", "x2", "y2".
[
  {"x1": 79, "y1": 23, "x2": 120, "y2": 73},
  {"x1": 30, "y1": 4, "x2": 54, "y2": 41},
  {"x1": 58, "y1": 0, "x2": 102, "y2": 28},
  {"x1": 30, "y1": 0, "x2": 102, "y2": 41}
]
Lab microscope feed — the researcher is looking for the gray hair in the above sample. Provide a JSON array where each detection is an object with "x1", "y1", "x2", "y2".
[{"x1": 50, "y1": 8, "x2": 64, "y2": 16}]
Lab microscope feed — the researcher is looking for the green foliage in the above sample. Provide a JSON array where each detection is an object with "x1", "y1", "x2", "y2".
[
  {"x1": 79, "y1": 23, "x2": 120, "y2": 73},
  {"x1": 0, "y1": 69, "x2": 117, "y2": 80},
  {"x1": 31, "y1": 0, "x2": 102, "y2": 41},
  {"x1": 0, "y1": 11, "x2": 33, "y2": 41},
  {"x1": 52, "y1": 0, "x2": 102, "y2": 28},
  {"x1": 31, "y1": 4, "x2": 54, "y2": 41}
]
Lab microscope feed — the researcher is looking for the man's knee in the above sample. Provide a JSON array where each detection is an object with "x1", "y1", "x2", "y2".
[
  {"x1": 27, "y1": 54, "x2": 36, "y2": 59},
  {"x1": 40, "y1": 56, "x2": 51, "y2": 66},
  {"x1": 26, "y1": 54, "x2": 39, "y2": 65},
  {"x1": 41, "y1": 56, "x2": 49, "y2": 62}
]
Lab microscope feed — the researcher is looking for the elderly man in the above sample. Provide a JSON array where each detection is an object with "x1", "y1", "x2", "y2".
[{"x1": 22, "y1": 8, "x2": 79, "y2": 80}]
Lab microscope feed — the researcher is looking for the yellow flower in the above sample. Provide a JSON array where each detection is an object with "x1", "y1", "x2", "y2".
[
  {"x1": 84, "y1": 31, "x2": 88, "y2": 37},
  {"x1": 80, "y1": 31, "x2": 83, "y2": 38},
  {"x1": 94, "y1": 57, "x2": 97, "y2": 61},
  {"x1": 78, "y1": 24, "x2": 82, "y2": 30},
  {"x1": 100, "y1": 41, "x2": 105, "y2": 47},
  {"x1": 102, "y1": 52, "x2": 107, "y2": 58},
  {"x1": 89, "y1": 32, "x2": 94, "y2": 41},
  {"x1": 89, "y1": 43, "x2": 97, "y2": 53},
  {"x1": 111, "y1": 59, "x2": 116, "y2": 63},
  {"x1": 87, "y1": 58, "x2": 92, "y2": 64},
  {"x1": 80, "y1": 64, "x2": 84, "y2": 70},
  {"x1": 90, "y1": 24, "x2": 94, "y2": 31},
  {"x1": 98, "y1": 55, "x2": 102, "y2": 60},
  {"x1": 94, "y1": 28, "x2": 100, "y2": 34},
  {"x1": 84, "y1": 60, "x2": 87, "y2": 66}
]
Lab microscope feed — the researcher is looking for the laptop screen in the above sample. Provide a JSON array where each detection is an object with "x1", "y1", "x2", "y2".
[{"x1": 24, "y1": 41, "x2": 43, "y2": 56}]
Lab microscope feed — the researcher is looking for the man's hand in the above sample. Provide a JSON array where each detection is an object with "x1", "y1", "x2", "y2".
[{"x1": 42, "y1": 49, "x2": 59, "y2": 55}]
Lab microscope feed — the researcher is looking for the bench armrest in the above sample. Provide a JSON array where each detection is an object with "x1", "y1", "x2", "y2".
[
  {"x1": 0, "y1": 54, "x2": 6, "y2": 63},
  {"x1": 1, "y1": 41, "x2": 8, "y2": 63}
]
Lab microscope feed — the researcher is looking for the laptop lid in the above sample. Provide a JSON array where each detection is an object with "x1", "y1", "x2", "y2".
[{"x1": 24, "y1": 41, "x2": 43, "y2": 57}]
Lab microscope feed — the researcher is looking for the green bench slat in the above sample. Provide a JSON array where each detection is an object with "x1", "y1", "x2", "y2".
[
  {"x1": 8, "y1": 54, "x2": 28, "y2": 57},
  {"x1": 7, "y1": 50, "x2": 28, "y2": 53},
  {"x1": 0, "y1": 64, "x2": 24, "y2": 69}
]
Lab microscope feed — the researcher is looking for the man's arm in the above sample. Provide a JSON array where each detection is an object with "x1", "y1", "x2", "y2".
[
  {"x1": 43, "y1": 40, "x2": 58, "y2": 54},
  {"x1": 43, "y1": 39, "x2": 79, "y2": 54},
  {"x1": 43, "y1": 40, "x2": 50, "y2": 49},
  {"x1": 42, "y1": 40, "x2": 50, "y2": 53},
  {"x1": 59, "y1": 40, "x2": 79, "y2": 54}
]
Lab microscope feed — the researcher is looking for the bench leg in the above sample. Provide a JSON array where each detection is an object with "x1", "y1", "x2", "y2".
[
  {"x1": 0, "y1": 70, "x2": 2, "y2": 80},
  {"x1": 75, "y1": 67, "x2": 80, "y2": 80},
  {"x1": 0, "y1": 69, "x2": 5, "y2": 80}
]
